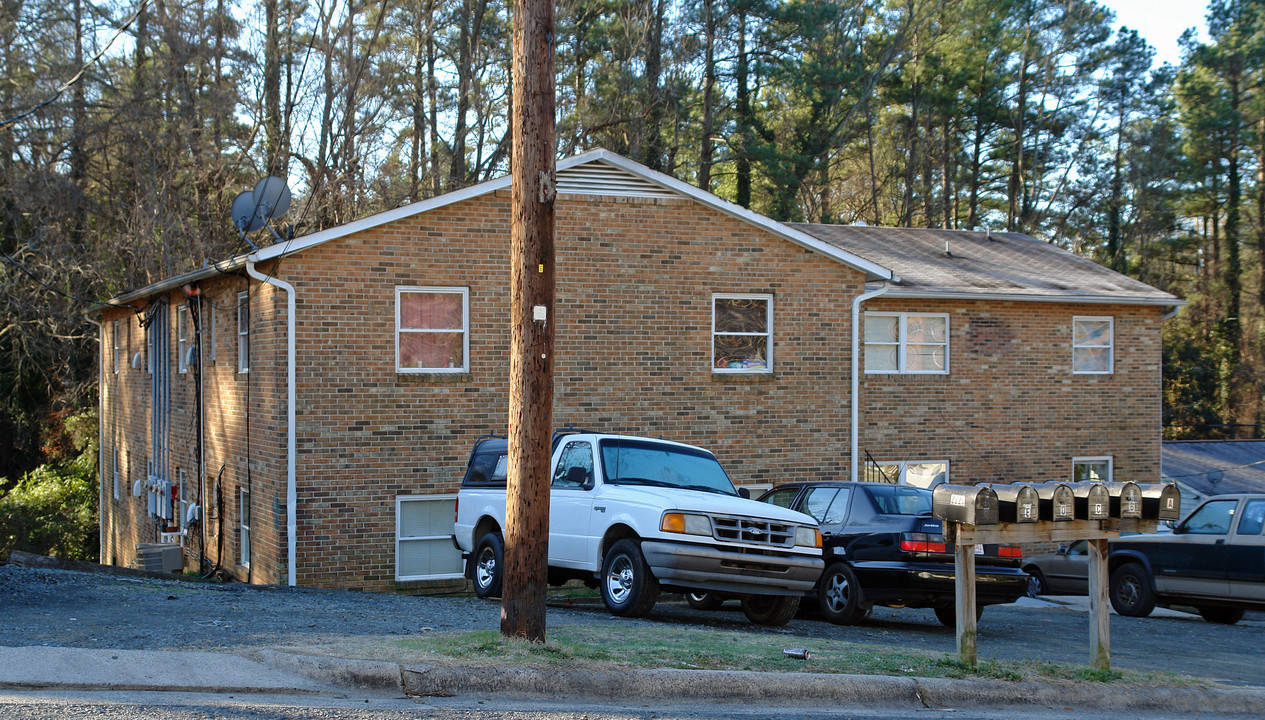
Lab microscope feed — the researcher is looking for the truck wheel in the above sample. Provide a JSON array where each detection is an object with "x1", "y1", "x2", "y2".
[
  {"x1": 686, "y1": 592, "x2": 724, "y2": 611},
  {"x1": 1197, "y1": 606, "x2": 1245, "y2": 625},
  {"x1": 472, "y1": 532, "x2": 504, "y2": 599},
  {"x1": 933, "y1": 603, "x2": 984, "y2": 628},
  {"x1": 601, "y1": 539, "x2": 660, "y2": 617},
  {"x1": 818, "y1": 562, "x2": 864, "y2": 625},
  {"x1": 741, "y1": 594, "x2": 799, "y2": 626},
  {"x1": 1109, "y1": 563, "x2": 1155, "y2": 617}
]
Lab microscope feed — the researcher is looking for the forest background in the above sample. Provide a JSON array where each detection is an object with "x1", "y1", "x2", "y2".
[{"x1": 1, "y1": 0, "x2": 1262, "y2": 559}]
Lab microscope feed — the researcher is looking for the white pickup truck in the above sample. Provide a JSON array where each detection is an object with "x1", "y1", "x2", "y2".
[{"x1": 452, "y1": 431, "x2": 824, "y2": 626}]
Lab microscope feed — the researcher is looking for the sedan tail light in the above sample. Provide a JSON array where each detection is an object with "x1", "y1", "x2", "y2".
[
  {"x1": 899, "y1": 532, "x2": 947, "y2": 553},
  {"x1": 998, "y1": 546, "x2": 1023, "y2": 558}
]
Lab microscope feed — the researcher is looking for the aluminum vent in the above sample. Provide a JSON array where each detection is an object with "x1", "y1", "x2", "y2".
[{"x1": 556, "y1": 163, "x2": 679, "y2": 199}]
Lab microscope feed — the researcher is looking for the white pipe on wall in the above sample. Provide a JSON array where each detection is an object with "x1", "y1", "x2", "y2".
[
  {"x1": 246, "y1": 261, "x2": 297, "y2": 586},
  {"x1": 851, "y1": 283, "x2": 890, "y2": 483}
]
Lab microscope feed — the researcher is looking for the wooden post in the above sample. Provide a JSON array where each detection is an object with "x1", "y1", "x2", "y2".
[
  {"x1": 950, "y1": 523, "x2": 978, "y2": 666},
  {"x1": 1087, "y1": 537, "x2": 1110, "y2": 670},
  {"x1": 501, "y1": 0, "x2": 556, "y2": 642}
]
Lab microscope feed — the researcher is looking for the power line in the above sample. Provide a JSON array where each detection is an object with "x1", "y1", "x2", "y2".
[
  {"x1": 0, "y1": 0, "x2": 151, "y2": 130},
  {"x1": 1, "y1": 245, "x2": 140, "y2": 311}
]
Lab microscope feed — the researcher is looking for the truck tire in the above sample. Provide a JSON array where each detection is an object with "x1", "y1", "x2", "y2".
[
  {"x1": 818, "y1": 562, "x2": 864, "y2": 625},
  {"x1": 1197, "y1": 606, "x2": 1245, "y2": 625},
  {"x1": 472, "y1": 532, "x2": 504, "y2": 599},
  {"x1": 741, "y1": 594, "x2": 799, "y2": 626},
  {"x1": 600, "y1": 539, "x2": 660, "y2": 617},
  {"x1": 686, "y1": 592, "x2": 724, "y2": 611},
  {"x1": 1109, "y1": 562, "x2": 1156, "y2": 617}
]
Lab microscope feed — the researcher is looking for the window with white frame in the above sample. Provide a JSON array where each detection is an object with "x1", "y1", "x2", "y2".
[
  {"x1": 712, "y1": 294, "x2": 773, "y2": 373},
  {"x1": 864, "y1": 460, "x2": 949, "y2": 488},
  {"x1": 208, "y1": 304, "x2": 216, "y2": 360},
  {"x1": 396, "y1": 495, "x2": 464, "y2": 581},
  {"x1": 396, "y1": 287, "x2": 469, "y2": 373},
  {"x1": 111, "y1": 322, "x2": 121, "y2": 374},
  {"x1": 864, "y1": 312, "x2": 949, "y2": 374},
  {"x1": 1073, "y1": 457, "x2": 1113, "y2": 483},
  {"x1": 237, "y1": 291, "x2": 250, "y2": 373},
  {"x1": 143, "y1": 316, "x2": 152, "y2": 374},
  {"x1": 1073, "y1": 316, "x2": 1113, "y2": 374},
  {"x1": 238, "y1": 488, "x2": 251, "y2": 567},
  {"x1": 177, "y1": 305, "x2": 189, "y2": 374},
  {"x1": 112, "y1": 447, "x2": 120, "y2": 500}
]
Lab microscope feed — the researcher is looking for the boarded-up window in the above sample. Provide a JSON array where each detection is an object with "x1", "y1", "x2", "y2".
[
  {"x1": 396, "y1": 496, "x2": 464, "y2": 581},
  {"x1": 396, "y1": 287, "x2": 468, "y2": 373}
]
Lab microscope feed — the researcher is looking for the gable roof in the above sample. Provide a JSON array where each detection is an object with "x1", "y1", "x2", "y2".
[
  {"x1": 790, "y1": 225, "x2": 1181, "y2": 307},
  {"x1": 248, "y1": 149, "x2": 896, "y2": 282}
]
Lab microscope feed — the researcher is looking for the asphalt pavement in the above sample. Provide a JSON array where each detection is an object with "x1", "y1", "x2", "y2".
[{"x1": 2, "y1": 560, "x2": 1264, "y2": 716}]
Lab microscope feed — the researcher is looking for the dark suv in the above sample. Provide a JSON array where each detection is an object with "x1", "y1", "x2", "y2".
[
  {"x1": 758, "y1": 482, "x2": 1029, "y2": 626},
  {"x1": 1109, "y1": 493, "x2": 1265, "y2": 624}
]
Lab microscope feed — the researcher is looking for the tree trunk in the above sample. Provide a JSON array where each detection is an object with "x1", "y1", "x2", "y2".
[
  {"x1": 698, "y1": 0, "x2": 715, "y2": 192},
  {"x1": 735, "y1": 8, "x2": 751, "y2": 209}
]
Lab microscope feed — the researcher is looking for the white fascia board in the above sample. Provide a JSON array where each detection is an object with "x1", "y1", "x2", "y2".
[
  {"x1": 87, "y1": 255, "x2": 250, "y2": 315},
  {"x1": 581, "y1": 150, "x2": 897, "y2": 282},
  {"x1": 878, "y1": 287, "x2": 1186, "y2": 308}
]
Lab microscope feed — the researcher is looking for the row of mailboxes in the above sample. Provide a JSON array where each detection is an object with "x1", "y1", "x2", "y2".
[{"x1": 931, "y1": 481, "x2": 1181, "y2": 526}]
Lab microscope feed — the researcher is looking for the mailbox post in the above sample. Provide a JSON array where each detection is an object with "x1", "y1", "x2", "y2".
[{"x1": 937, "y1": 482, "x2": 1172, "y2": 672}]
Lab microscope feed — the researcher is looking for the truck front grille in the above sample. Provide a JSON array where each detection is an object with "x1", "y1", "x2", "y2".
[{"x1": 711, "y1": 515, "x2": 797, "y2": 548}]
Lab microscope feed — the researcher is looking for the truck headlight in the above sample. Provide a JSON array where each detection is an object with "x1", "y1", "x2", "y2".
[
  {"x1": 795, "y1": 526, "x2": 822, "y2": 548},
  {"x1": 661, "y1": 512, "x2": 713, "y2": 536}
]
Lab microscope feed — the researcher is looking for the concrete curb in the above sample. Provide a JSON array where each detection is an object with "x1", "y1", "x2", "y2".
[
  {"x1": 244, "y1": 649, "x2": 404, "y2": 693},
  {"x1": 250, "y1": 650, "x2": 1265, "y2": 713}
]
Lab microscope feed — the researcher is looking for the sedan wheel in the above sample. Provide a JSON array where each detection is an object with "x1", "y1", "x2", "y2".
[{"x1": 818, "y1": 562, "x2": 864, "y2": 625}]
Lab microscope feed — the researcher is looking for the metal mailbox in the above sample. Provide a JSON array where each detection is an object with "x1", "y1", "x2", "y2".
[
  {"x1": 1137, "y1": 483, "x2": 1181, "y2": 521},
  {"x1": 1071, "y1": 482, "x2": 1111, "y2": 520},
  {"x1": 1029, "y1": 482, "x2": 1076, "y2": 521},
  {"x1": 1101, "y1": 481, "x2": 1142, "y2": 519},
  {"x1": 985, "y1": 483, "x2": 1039, "y2": 523},
  {"x1": 932, "y1": 484, "x2": 1000, "y2": 526}
]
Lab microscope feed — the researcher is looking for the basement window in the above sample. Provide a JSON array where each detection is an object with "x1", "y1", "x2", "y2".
[
  {"x1": 239, "y1": 488, "x2": 251, "y2": 568},
  {"x1": 712, "y1": 294, "x2": 773, "y2": 373},
  {"x1": 864, "y1": 460, "x2": 949, "y2": 488},
  {"x1": 1073, "y1": 457, "x2": 1113, "y2": 483},
  {"x1": 396, "y1": 287, "x2": 469, "y2": 373},
  {"x1": 1073, "y1": 316, "x2": 1113, "y2": 374},
  {"x1": 396, "y1": 495, "x2": 464, "y2": 581}
]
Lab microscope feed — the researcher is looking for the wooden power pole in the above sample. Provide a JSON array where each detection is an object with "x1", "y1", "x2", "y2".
[{"x1": 501, "y1": 0, "x2": 556, "y2": 642}]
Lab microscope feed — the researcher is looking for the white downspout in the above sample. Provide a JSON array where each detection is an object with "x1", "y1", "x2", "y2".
[
  {"x1": 246, "y1": 261, "x2": 297, "y2": 586},
  {"x1": 87, "y1": 315, "x2": 104, "y2": 563},
  {"x1": 851, "y1": 283, "x2": 891, "y2": 483}
]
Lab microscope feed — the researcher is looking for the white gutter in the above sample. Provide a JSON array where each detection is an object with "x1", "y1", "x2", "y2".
[
  {"x1": 1162, "y1": 305, "x2": 1182, "y2": 321},
  {"x1": 878, "y1": 287, "x2": 1184, "y2": 308},
  {"x1": 851, "y1": 284, "x2": 891, "y2": 483},
  {"x1": 246, "y1": 261, "x2": 297, "y2": 586},
  {"x1": 87, "y1": 315, "x2": 104, "y2": 563}
]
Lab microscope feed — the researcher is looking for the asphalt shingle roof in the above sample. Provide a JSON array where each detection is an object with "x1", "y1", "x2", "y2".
[
  {"x1": 788, "y1": 225, "x2": 1179, "y2": 304},
  {"x1": 1162, "y1": 440, "x2": 1265, "y2": 496}
]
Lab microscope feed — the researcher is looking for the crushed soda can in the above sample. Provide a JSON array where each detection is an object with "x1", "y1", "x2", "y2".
[{"x1": 783, "y1": 648, "x2": 810, "y2": 660}]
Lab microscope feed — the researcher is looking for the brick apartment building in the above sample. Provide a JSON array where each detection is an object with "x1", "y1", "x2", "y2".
[{"x1": 91, "y1": 149, "x2": 1181, "y2": 591}]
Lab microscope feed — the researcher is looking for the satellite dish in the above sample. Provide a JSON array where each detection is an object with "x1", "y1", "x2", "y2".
[
  {"x1": 231, "y1": 191, "x2": 266, "y2": 233},
  {"x1": 252, "y1": 176, "x2": 292, "y2": 220}
]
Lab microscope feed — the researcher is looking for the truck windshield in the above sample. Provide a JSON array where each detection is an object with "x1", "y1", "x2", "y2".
[{"x1": 599, "y1": 439, "x2": 738, "y2": 496}]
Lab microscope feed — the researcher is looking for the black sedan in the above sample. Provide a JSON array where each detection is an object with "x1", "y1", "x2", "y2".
[{"x1": 757, "y1": 481, "x2": 1029, "y2": 626}]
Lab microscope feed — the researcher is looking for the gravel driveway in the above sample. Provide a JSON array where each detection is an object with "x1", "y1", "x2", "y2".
[{"x1": 3, "y1": 563, "x2": 1262, "y2": 688}]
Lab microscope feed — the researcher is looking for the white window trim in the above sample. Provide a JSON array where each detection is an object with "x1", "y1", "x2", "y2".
[
  {"x1": 237, "y1": 291, "x2": 250, "y2": 374},
  {"x1": 866, "y1": 459, "x2": 950, "y2": 486},
  {"x1": 111, "y1": 322, "x2": 121, "y2": 374},
  {"x1": 395, "y1": 286, "x2": 470, "y2": 374},
  {"x1": 208, "y1": 304, "x2": 216, "y2": 361},
  {"x1": 177, "y1": 305, "x2": 189, "y2": 374},
  {"x1": 144, "y1": 316, "x2": 153, "y2": 375},
  {"x1": 238, "y1": 488, "x2": 251, "y2": 568},
  {"x1": 1073, "y1": 316, "x2": 1114, "y2": 375},
  {"x1": 396, "y1": 494, "x2": 465, "y2": 582},
  {"x1": 1073, "y1": 456, "x2": 1114, "y2": 483},
  {"x1": 112, "y1": 448, "x2": 120, "y2": 500},
  {"x1": 864, "y1": 312, "x2": 950, "y2": 375},
  {"x1": 711, "y1": 292, "x2": 774, "y2": 374}
]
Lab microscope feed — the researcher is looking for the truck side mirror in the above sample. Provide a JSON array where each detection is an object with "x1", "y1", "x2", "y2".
[{"x1": 738, "y1": 487, "x2": 751, "y2": 499}]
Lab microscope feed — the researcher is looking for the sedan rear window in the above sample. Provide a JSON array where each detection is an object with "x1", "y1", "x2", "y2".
[{"x1": 863, "y1": 485, "x2": 933, "y2": 515}]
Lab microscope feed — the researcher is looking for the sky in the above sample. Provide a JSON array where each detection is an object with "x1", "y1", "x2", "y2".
[{"x1": 1098, "y1": 0, "x2": 1212, "y2": 68}]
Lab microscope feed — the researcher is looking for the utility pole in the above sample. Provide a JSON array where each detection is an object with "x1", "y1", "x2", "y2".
[{"x1": 501, "y1": 0, "x2": 555, "y2": 642}]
